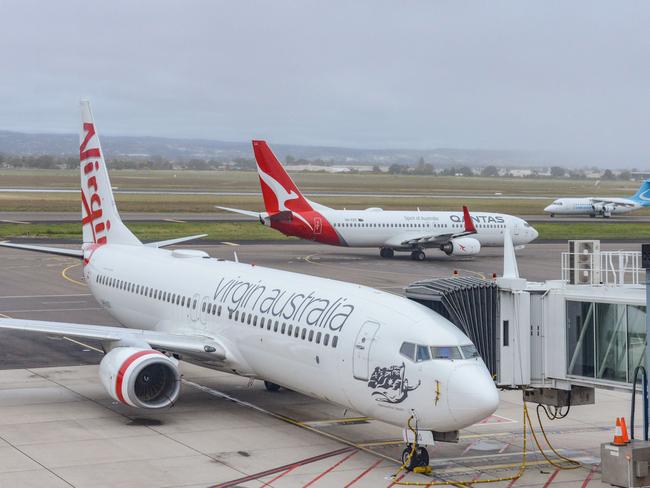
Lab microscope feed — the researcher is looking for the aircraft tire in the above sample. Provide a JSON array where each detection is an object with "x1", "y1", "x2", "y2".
[
  {"x1": 415, "y1": 447, "x2": 430, "y2": 467},
  {"x1": 411, "y1": 250, "x2": 426, "y2": 261},
  {"x1": 264, "y1": 381, "x2": 281, "y2": 392},
  {"x1": 550, "y1": 213, "x2": 554, "y2": 217},
  {"x1": 380, "y1": 248, "x2": 394, "y2": 258}
]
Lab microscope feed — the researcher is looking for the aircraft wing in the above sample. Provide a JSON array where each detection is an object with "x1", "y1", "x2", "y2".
[
  {"x1": 590, "y1": 198, "x2": 637, "y2": 208},
  {"x1": 0, "y1": 241, "x2": 83, "y2": 258},
  {"x1": 0, "y1": 318, "x2": 226, "y2": 360},
  {"x1": 398, "y1": 206, "x2": 477, "y2": 247}
]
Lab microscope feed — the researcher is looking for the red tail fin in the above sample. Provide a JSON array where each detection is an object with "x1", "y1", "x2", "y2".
[
  {"x1": 252, "y1": 140, "x2": 312, "y2": 214},
  {"x1": 462, "y1": 206, "x2": 477, "y2": 234}
]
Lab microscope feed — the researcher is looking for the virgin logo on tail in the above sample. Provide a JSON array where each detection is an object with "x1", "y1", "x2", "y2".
[
  {"x1": 258, "y1": 167, "x2": 314, "y2": 231},
  {"x1": 80, "y1": 123, "x2": 110, "y2": 244}
]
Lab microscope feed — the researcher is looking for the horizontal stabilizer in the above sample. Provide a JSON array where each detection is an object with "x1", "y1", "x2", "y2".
[
  {"x1": 0, "y1": 241, "x2": 83, "y2": 258},
  {"x1": 215, "y1": 206, "x2": 260, "y2": 218},
  {"x1": 145, "y1": 234, "x2": 208, "y2": 248}
]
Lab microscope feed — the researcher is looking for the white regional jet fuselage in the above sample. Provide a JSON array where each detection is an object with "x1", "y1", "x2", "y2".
[
  {"x1": 544, "y1": 197, "x2": 641, "y2": 217},
  {"x1": 83, "y1": 243, "x2": 498, "y2": 431}
]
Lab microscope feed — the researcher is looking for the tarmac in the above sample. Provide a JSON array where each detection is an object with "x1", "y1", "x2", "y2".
[{"x1": 0, "y1": 240, "x2": 642, "y2": 487}]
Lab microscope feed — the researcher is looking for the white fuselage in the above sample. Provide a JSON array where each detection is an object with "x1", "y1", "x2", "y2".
[
  {"x1": 544, "y1": 198, "x2": 640, "y2": 216},
  {"x1": 322, "y1": 209, "x2": 537, "y2": 248},
  {"x1": 83, "y1": 244, "x2": 498, "y2": 431}
]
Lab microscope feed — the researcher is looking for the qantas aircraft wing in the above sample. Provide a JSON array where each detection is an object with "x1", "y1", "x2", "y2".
[
  {"x1": 399, "y1": 206, "x2": 477, "y2": 247},
  {"x1": 589, "y1": 198, "x2": 637, "y2": 207},
  {"x1": 0, "y1": 318, "x2": 226, "y2": 360}
]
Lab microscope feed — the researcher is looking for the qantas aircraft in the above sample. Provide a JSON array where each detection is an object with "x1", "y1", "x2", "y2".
[
  {"x1": 544, "y1": 180, "x2": 650, "y2": 218},
  {"x1": 0, "y1": 102, "x2": 498, "y2": 468},
  {"x1": 218, "y1": 141, "x2": 538, "y2": 261}
]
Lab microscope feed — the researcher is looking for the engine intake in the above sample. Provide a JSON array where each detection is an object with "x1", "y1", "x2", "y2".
[
  {"x1": 99, "y1": 347, "x2": 181, "y2": 408},
  {"x1": 440, "y1": 237, "x2": 481, "y2": 256}
]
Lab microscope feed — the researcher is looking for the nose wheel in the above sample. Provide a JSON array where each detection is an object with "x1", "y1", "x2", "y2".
[{"x1": 401, "y1": 445, "x2": 430, "y2": 470}]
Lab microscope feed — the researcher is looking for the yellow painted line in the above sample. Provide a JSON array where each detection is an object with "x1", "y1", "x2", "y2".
[
  {"x1": 63, "y1": 336, "x2": 103, "y2": 353},
  {"x1": 61, "y1": 263, "x2": 86, "y2": 286},
  {"x1": 301, "y1": 416, "x2": 371, "y2": 426},
  {"x1": 163, "y1": 218, "x2": 187, "y2": 223}
]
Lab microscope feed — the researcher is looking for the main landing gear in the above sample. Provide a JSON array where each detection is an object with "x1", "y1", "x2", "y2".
[
  {"x1": 379, "y1": 247, "x2": 394, "y2": 258},
  {"x1": 410, "y1": 250, "x2": 426, "y2": 261},
  {"x1": 401, "y1": 445, "x2": 430, "y2": 470}
]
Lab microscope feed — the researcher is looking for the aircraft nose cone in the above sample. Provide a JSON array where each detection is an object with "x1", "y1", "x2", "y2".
[
  {"x1": 543, "y1": 205, "x2": 552, "y2": 212},
  {"x1": 447, "y1": 363, "x2": 499, "y2": 428},
  {"x1": 531, "y1": 227, "x2": 539, "y2": 240}
]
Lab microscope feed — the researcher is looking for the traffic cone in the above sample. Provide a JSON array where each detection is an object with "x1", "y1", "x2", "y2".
[
  {"x1": 621, "y1": 417, "x2": 630, "y2": 444},
  {"x1": 612, "y1": 417, "x2": 625, "y2": 446}
]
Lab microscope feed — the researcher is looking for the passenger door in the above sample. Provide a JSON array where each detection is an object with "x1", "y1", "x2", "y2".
[{"x1": 353, "y1": 321, "x2": 380, "y2": 380}]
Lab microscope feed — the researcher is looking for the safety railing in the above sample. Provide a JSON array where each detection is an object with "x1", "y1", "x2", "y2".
[{"x1": 561, "y1": 250, "x2": 644, "y2": 286}]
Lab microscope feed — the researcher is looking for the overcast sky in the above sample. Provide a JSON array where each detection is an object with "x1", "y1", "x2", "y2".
[{"x1": 1, "y1": 1, "x2": 649, "y2": 162}]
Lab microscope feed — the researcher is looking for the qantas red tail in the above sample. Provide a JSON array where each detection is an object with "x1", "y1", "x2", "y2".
[{"x1": 252, "y1": 140, "x2": 313, "y2": 215}]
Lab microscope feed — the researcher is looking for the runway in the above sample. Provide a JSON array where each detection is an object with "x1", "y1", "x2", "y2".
[
  {"x1": 3, "y1": 211, "x2": 650, "y2": 225},
  {"x1": 0, "y1": 241, "x2": 633, "y2": 487}
]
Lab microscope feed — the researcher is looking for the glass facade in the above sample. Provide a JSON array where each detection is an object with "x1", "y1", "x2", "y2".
[{"x1": 566, "y1": 300, "x2": 646, "y2": 383}]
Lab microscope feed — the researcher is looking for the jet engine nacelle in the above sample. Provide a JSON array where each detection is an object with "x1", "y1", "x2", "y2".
[
  {"x1": 440, "y1": 237, "x2": 481, "y2": 256},
  {"x1": 99, "y1": 347, "x2": 181, "y2": 408}
]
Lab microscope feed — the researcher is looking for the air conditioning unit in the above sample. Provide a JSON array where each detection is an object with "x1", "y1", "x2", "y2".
[{"x1": 568, "y1": 240, "x2": 601, "y2": 285}]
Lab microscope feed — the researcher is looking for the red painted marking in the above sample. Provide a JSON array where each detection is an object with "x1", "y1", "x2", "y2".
[
  {"x1": 581, "y1": 465, "x2": 598, "y2": 488},
  {"x1": 115, "y1": 350, "x2": 162, "y2": 404},
  {"x1": 463, "y1": 206, "x2": 477, "y2": 233},
  {"x1": 261, "y1": 465, "x2": 298, "y2": 487},
  {"x1": 542, "y1": 469, "x2": 560, "y2": 488},
  {"x1": 80, "y1": 122, "x2": 101, "y2": 161},
  {"x1": 505, "y1": 476, "x2": 519, "y2": 488},
  {"x1": 387, "y1": 473, "x2": 406, "y2": 488},
  {"x1": 343, "y1": 459, "x2": 382, "y2": 487},
  {"x1": 303, "y1": 450, "x2": 358, "y2": 487},
  {"x1": 211, "y1": 447, "x2": 354, "y2": 488}
]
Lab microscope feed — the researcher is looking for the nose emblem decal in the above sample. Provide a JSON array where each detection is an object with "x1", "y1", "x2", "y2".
[{"x1": 367, "y1": 362, "x2": 420, "y2": 404}]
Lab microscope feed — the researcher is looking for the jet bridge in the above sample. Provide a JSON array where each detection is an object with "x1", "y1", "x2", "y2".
[{"x1": 405, "y1": 239, "x2": 647, "y2": 407}]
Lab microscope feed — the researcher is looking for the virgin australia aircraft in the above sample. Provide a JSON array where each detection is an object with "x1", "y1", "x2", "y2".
[
  {"x1": 0, "y1": 101, "x2": 498, "y2": 468},
  {"x1": 544, "y1": 180, "x2": 650, "y2": 218},
  {"x1": 218, "y1": 141, "x2": 538, "y2": 261}
]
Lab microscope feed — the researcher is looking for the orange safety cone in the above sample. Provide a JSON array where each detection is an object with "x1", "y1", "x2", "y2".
[
  {"x1": 621, "y1": 417, "x2": 630, "y2": 444},
  {"x1": 612, "y1": 417, "x2": 625, "y2": 446}
]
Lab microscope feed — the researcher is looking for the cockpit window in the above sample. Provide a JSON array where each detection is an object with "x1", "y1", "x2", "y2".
[
  {"x1": 524, "y1": 223, "x2": 530, "y2": 228},
  {"x1": 461, "y1": 344, "x2": 479, "y2": 358},
  {"x1": 430, "y1": 346, "x2": 462, "y2": 360},
  {"x1": 399, "y1": 342, "x2": 416, "y2": 361},
  {"x1": 416, "y1": 345, "x2": 431, "y2": 362}
]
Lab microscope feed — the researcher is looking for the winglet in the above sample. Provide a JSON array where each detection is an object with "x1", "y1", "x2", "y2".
[{"x1": 462, "y1": 206, "x2": 477, "y2": 234}]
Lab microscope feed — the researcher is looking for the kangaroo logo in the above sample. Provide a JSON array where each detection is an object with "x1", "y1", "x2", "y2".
[{"x1": 257, "y1": 167, "x2": 313, "y2": 231}]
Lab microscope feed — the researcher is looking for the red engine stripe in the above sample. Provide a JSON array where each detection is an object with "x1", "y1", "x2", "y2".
[{"x1": 115, "y1": 350, "x2": 163, "y2": 404}]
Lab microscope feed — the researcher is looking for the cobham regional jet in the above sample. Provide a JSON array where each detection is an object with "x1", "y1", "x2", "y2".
[
  {"x1": 218, "y1": 141, "x2": 538, "y2": 261},
  {"x1": 544, "y1": 180, "x2": 650, "y2": 218},
  {"x1": 0, "y1": 102, "x2": 498, "y2": 468}
]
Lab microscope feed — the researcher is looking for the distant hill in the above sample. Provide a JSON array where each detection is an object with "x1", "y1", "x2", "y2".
[{"x1": 0, "y1": 130, "x2": 549, "y2": 167}]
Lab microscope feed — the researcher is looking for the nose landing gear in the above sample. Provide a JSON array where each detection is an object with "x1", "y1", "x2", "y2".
[{"x1": 401, "y1": 445, "x2": 430, "y2": 470}]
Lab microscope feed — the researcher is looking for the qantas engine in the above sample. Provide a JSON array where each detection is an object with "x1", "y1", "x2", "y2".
[
  {"x1": 440, "y1": 237, "x2": 481, "y2": 256},
  {"x1": 99, "y1": 347, "x2": 181, "y2": 408}
]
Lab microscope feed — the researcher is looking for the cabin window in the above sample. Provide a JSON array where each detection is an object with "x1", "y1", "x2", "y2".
[
  {"x1": 332, "y1": 336, "x2": 338, "y2": 348},
  {"x1": 247, "y1": 314, "x2": 252, "y2": 325},
  {"x1": 192, "y1": 299, "x2": 197, "y2": 309},
  {"x1": 281, "y1": 323, "x2": 286, "y2": 334},
  {"x1": 202, "y1": 302, "x2": 206, "y2": 312},
  {"x1": 267, "y1": 320, "x2": 272, "y2": 331},
  {"x1": 399, "y1": 342, "x2": 416, "y2": 361},
  {"x1": 316, "y1": 332, "x2": 322, "y2": 344},
  {"x1": 416, "y1": 345, "x2": 431, "y2": 362},
  {"x1": 273, "y1": 321, "x2": 279, "y2": 332},
  {"x1": 430, "y1": 346, "x2": 463, "y2": 360},
  {"x1": 260, "y1": 317, "x2": 265, "y2": 328},
  {"x1": 181, "y1": 296, "x2": 185, "y2": 306},
  {"x1": 218, "y1": 305, "x2": 222, "y2": 316},
  {"x1": 301, "y1": 329, "x2": 306, "y2": 340},
  {"x1": 234, "y1": 310, "x2": 239, "y2": 321},
  {"x1": 324, "y1": 334, "x2": 330, "y2": 346},
  {"x1": 294, "y1": 326, "x2": 300, "y2": 338},
  {"x1": 241, "y1": 312, "x2": 246, "y2": 323},
  {"x1": 212, "y1": 304, "x2": 217, "y2": 315},
  {"x1": 287, "y1": 324, "x2": 292, "y2": 335},
  {"x1": 253, "y1": 315, "x2": 257, "y2": 326}
]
